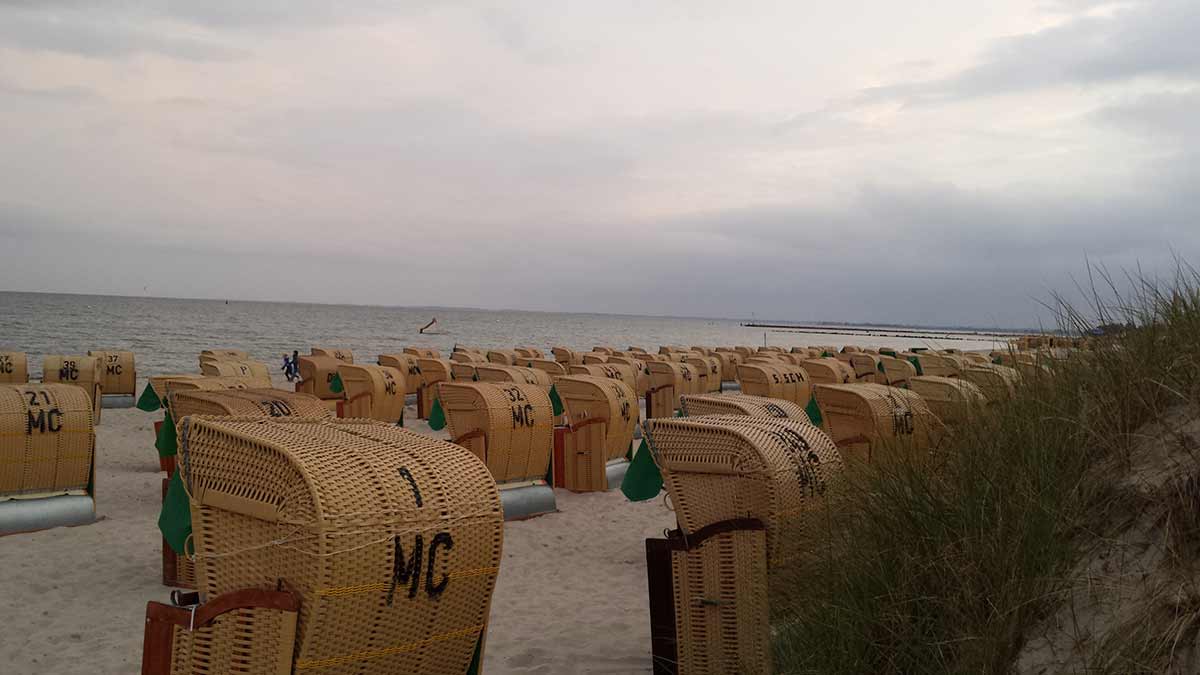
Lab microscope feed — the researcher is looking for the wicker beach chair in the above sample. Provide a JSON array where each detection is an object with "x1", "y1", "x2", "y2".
[
  {"x1": 607, "y1": 356, "x2": 650, "y2": 395},
  {"x1": 645, "y1": 361, "x2": 700, "y2": 418},
  {"x1": 377, "y1": 353, "x2": 423, "y2": 395},
  {"x1": 485, "y1": 350, "x2": 520, "y2": 365},
  {"x1": 592, "y1": 346, "x2": 616, "y2": 355},
  {"x1": 908, "y1": 376, "x2": 986, "y2": 423},
  {"x1": 680, "y1": 393, "x2": 810, "y2": 422},
  {"x1": 0, "y1": 351, "x2": 28, "y2": 384},
  {"x1": 88, "y1": 350, "x2": 136, "y2": 396},
  {"x1": 551, "y1": 347, "x2": 582, "y2": 366},
  {"x1": 169, "y1": 390, "x2": 332, "y2": 421},
  {"x1": 568, "y1": 363, "x2": 639, "y2": 395},
  {"x1": 878, "y1": 356, "x2": 918, "y2": 388},
  {"x1": 474, "y1": 365, "x2": 553, "y2": 388},
  {"x1": 403, "y1": 347, "x2": 441, "y2": 359},
  {"x1": 524, "y1": 359, "x2": 567, "y2": 380},
  {"x1": 736, "y1": 363, "x2": 813, "y2": 409},
  {"x1": 42, "y1": 355, "x2": 103, "y2": 422},
  {"x1": 683, "y1": 355, "x2": 722, "y2": 394},
  {"x1": 200, "y1": 360, "x2": 273, "y2": 388},
  {"x1": 960, "y1": 363, "x2": 1019, "y2": 401},
  {"x1": 179, "y1": 417, "x2": 503, "y2": 674},
  {"x1": 336, "y1": 364, "x2": 406, "y2": 423},
  {"x1": 415, "y1": 358, "x2": 452, "y2": 419},
  {"x1": 798, "y1": 358, "x2": 853, "y2": 386},
  {"x1": 310, "y1": 347, "x2": 354, "y2": 363},
  {"x1": 847, "y1": 353, "x2": 883, "y2": 384},
  {"x1": 904, "y1": 352, "x2": 961, "y2": 378},
  {"x1": 513, "y1": 347, "x2": 544, "y2": 359},
  {"x1": 581, "y1": 352, "x2": 610, "y2": 365},
  {"x1": 813, "y1": 383, "x2": 940, "y2": 462},
  {"x1": 296, "y1": 355, "x2": 344, "y2": 400},
  {"x1": 554, "y1": 376, "x2": 637, "y2": 492},
  {"x1": 437, "y1": 381, "x2": 554, "y2": 484},
  {"x1": 0, "y1": 383, "x2": 94, "y2": 501}
]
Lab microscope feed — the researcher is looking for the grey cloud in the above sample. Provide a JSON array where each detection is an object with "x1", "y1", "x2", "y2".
[
  {"x1": 866, "y1": 0, "x2": 1200, "y2": 103},
  {"x1": 0, "y1": 6, "x2": 240, "y2": 60}
]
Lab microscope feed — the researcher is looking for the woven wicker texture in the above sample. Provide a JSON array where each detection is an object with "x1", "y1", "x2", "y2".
[
  {"x1": 813, "y1": 383, "x2": 939, "y2": 461},
  {"x1": 181, "y1": 417, "x2": 502, "y2": 675},
  {"x1": 799, "y1": 358, "x2": 853, "y2": 385},
  {"x1": 200, "y1": 361, "x2": 273, "y2": 389},
  {"x1": 680, "y1": 393, "x2": 810, "y2": 422},
  {"x1": 88, "y1": 350, "x2": 136, "y2": 395},
  {"x1": 909, "y1": 376, "x2": 986, "y2": 423},
  {"x1": 0, "y1": 352, "x2": 28, "y2": 384},
  {"x1": 961, "y1": 352, "x2": 990, "y2": 364},
  {"x1": 644, "y1": 415, "x2": 843, "y2": 566},
  {"x1": 625, "y1": 347, "x2": 647, "y2": 354},
  {"x1": 403, "y1": 347, "x2": 440, "y2": 359},
  {"x1": 591, "y1": 347, "x2": 616, "y2": 355},
  {"x1": 523, "y1": 359, "x2": 567, "y2": 379},
  {"x1": 170, "y1": 390, "x2": 333, "y2": 421},
  {"x1": 551, "y1": 347, "x2": 581, "y2": 366},
  {"x1": 878, "y1": 356, "x2": 918, "y2": 388},
  {"x1": 904, "y1": 352, "x2": 961, "y2": 378},
  {"x1": 42, "y1": 355, "x2": 103, "y2": 422},
  {"x1": 960, "y1": 363, "x2": 1019, "y2": 401},
  {"x1": 581, "y1": 353, "x2": 609, "y2": 365},
  {"x1": 757, "y1": 346, "x2": 784, "y2": 353},
  {"x1": 646, "y1": 362, "x2": 700, "y2": 418},
  {"x1": 745, "y1": 355, "x2": 782, "y2": 365},
  {"x1": 774, "y1": 353, "x2": 808, "y2": 366},
  {"x1": 310, "y1": 348, "x2": 354, "y2": 364},
  {"x1": 335, "y1": 365, "x2": 406, "y2": 423},
  {"x1": 555, "y1": 376, "x2": 637, "y2": 491},
  {"x1": 296, "y1": 356, "x2": 344, "y2": 400},
  {"x1": 200, "y1": 350, "x2": 249, "y2": 360},
  {"x1": 669, "y1": 527, "x2": 770, "y2": 675},
  {"x1": 848, "y1": 353, "x2": 883, "y2": 383},
  {"x1": 733, "y1": 347, "x2": 754, "y2": 358},
  {"x1": 485, "y1": 350, "x2": 519, "y2": 365},
  {"x1": 789, "y1": 347, "x2": 817, "y2": 358},
  {"x1": 735, "y1": 363, "x2": 813, "y2": 408},
  {"x1": 513, "y1": 347, "x2": 543, "y2": 359},
  {"x1": 474, "y1": 365, "x2": 553, "y2": 389},
  {"x1": 633, "y1": 352, "x2": 666, "y2": 363},
  {"x1": 163, "y1": 377, "x2": 251, "y2": 399},
  {"x1": 448, "y1": 351, "x2": 483, "y2": 364},
  {"x1": 376, "y1": 354, "x2": 422, "y2": 396},
  {"x1": 606, "y1": 356, "x2": 650, "y2": 395},
  {"x1": 0, "y1": 384, "x2": 94, "y2": 499},
  {"x1": 437, "y1": 382, "x2": 554, "y2": 485},
  {"x1": 450, "y1": 363, "x2": 481, "y2": 382},
  {"x1": 157, "y1": 595, "x2": 298, "y2": 675},
  {"x1": 707, "y1": 351, "x2": 740, "y2": 382},
  {"x1": 150, "y1": 375, "x2": 205, "y2": 402},
  {"x1": 566, "y1": 363, "x2": 639, "y2": 395},
  {"x1": 683, "y1": 356, "x2": 722, "y2": 394},
  {"x1": 414, "y1": 359, "x2": 452, "y2": 419}
]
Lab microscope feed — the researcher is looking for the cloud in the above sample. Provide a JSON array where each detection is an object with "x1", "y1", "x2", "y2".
[{"x1": 865, "y1": 0, "x2": 1200, "y2": 104}]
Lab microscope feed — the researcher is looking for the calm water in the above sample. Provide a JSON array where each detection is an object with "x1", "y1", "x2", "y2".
[{"x1": 0, "y1": 292, "x2": 1013, "y2": 383}]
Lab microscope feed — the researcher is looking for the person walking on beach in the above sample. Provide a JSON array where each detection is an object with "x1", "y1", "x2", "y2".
[{"x1": 282, "y1": 353, "x2": 295, "y2": 382}]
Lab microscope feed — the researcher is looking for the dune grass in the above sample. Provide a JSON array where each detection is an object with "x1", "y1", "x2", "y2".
[{"x1": 771, "y1": 265, "x2": 1200, "y2": 674}]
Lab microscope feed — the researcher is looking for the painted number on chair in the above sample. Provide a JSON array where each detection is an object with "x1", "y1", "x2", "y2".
[
  {"x1": 24, "y1": 390, "x2": 63, "y2": 434},
  {"x1": 0, "y1": 355, "x2": 14, "y2": 374},
  {"x1": 58, "y1": 360, "x2": 80, "y2": 381},
  {"x1": 105, "y1": 354, "x2": 122, "y2": 375}
]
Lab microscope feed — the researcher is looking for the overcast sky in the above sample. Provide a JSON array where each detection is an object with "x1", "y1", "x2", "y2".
[{"x1": 1, "y1": 0, "x2": 1197, "y2": 327}]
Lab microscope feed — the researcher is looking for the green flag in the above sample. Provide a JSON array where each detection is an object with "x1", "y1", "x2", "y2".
[
  {"x1": 821, "y1": 351, "x2": 833, "y2": 358},
  {"x1": 155, "y1": 411, "x2": 178, "y2": 458},
  {"x1": 805, "y1": 395, "x2": 824, "y2": 427},
  {"x1": 877, "y1": 362, "x2": 886, "y2": 374},
  {"x1": 549, "y1": 385, "x2": 565, "y2": 417},
  {"x1": 159, "y1": 468, "x2": 192, "y2": 555},
  {"x1": 330, "y1": 372, "x2": 344, "y2": 394},
  {"x1": 992, "y1": 357, "x2": 1003, "y2": 365},
  {"x1": 428, "y1": 398, "x2": 446, "y2": 430},
  {"x1": 465, "y1": 634, "x2": 483, "y2": 675},
  {"x1": 907, "y1": 356, "x2": 924, "y2": 376},
  {"x1": 136, "y1": 383, "x2": 161, "y2": 412},
  {"x1": 621, "y1": 439, "x2": 663, "y2": 501},
  {"x1": 880, "y1": 349, "x2": 897, "y2": 357}
]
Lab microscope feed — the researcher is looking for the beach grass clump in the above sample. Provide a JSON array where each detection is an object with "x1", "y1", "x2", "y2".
[{"x1": 771, "y1": 264, "x2": 1200, "y2": 674}]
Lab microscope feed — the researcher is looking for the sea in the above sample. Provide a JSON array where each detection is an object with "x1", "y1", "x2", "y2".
[{"x1": 0, "y1": 292, "x2": 1016, "y2": 383}]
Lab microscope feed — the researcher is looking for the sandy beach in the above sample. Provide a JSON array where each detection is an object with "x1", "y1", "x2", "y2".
[{"x1": 0, "y1": 403, "x2": 676, "y2": 674}]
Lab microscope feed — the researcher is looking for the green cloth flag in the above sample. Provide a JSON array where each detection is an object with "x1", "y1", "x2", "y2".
[
  {"x1": 880, "y1": 349, "x2": 897, "y2": 357},
  {"x1": 330, "y1": 372, "x2": 344, "y2": 394},
  {"x1": 877, "y1": 362, "x2": 886, "y2": 374},
  {"x1": 821, "y1": 351, "x2": 833, "y2": 358},
  {"x1": 805, "y1": 395, "x2": 824, "y2": 427},
  {"x1": 993, "y1": 357, "x2": 1003, "y2": 365},
  {"x1": 466, "y1": 634, "x2": 483, "y2": 675},
  {"x1": 621, "y1": 439, "x2": 663, "y2": 502},
  {"x1": 159, "y1": 468, "x2": 192, "y2": 555},
  {"x1": 155, "y1": 411, "x2": 178, "y2": 458},
  {"x1": 428, "y1": 398, "x2": 446, "y2": 430},
  {"x1": 136, "y1": 383, "x2": 161, "y2": 412},
  {"x1": 907, "y1": 356, "x2": 924, "y2": 376},
  {"x1": 549, "y1": 385, "x2": 564, "y2": 417}
]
